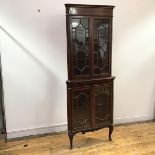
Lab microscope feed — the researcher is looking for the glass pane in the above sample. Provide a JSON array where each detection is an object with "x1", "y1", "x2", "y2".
[
  {"x1": 72, "y1": 19, "x2": 80, "y2": 28},
  {"x1": 73, "y1": 89, "x2": 91, "y2": 130},
  {"x1": 81, "y1": 18, "x2": 88, "y2": 28},
  {"x1": 93, "y1": 19, "x2": 110, "y2": 75},
  {"x1": 94, "y1": 86, "x2": 111, "y2": 125},
  {"x1": 71, "y1": 18, "x2": 90, "y2": 76}
]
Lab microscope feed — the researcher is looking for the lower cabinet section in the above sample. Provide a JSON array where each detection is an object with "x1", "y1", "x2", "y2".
[{"x1": 67, "y1": 77, "x2": 115, "y2": 148}]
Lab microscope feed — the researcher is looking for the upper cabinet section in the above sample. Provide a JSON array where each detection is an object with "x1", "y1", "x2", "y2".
[{"x1": 65, "y1": 4, "x2": 114, "y2": 80}]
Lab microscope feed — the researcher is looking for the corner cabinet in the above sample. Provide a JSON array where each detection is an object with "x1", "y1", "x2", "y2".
[{"x1": 65, "y1": 4, "x2": 115, "y2": 148}]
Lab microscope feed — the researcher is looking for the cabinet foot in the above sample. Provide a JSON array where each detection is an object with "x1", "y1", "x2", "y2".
[
  {"x1": 108, "y1": 125, "x2": 113, "y2": 141},
  {"x1": 68, "y1": 131, "x2": 75, "y2": 149}
]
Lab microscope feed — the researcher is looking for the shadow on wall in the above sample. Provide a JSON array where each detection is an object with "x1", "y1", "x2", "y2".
[
  {"x1": 0, "y1": 25, "x2": 53, "y2": 75},
  {"x1": 0, "y1": 25, "x2": 62, "y2": 127}
]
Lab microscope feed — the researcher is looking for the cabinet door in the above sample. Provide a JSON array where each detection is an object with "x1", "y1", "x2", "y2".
[
  {"x1": 72, "y1": 88, "x2": 92, "y2": 131},
  {"x1": 93, "y1": 18, "x2": 112, "y2": 77},
  {"x1": 70, "y1": 17, "x2": 91, "y2": 79},
  {"x1": 93, "y1": 85, "x2": 113, "y2": 127}
]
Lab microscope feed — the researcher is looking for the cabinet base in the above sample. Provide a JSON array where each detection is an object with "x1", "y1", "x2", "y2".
[{"x1": 68, "y1": 125, "x2": 113, "y2": 149}]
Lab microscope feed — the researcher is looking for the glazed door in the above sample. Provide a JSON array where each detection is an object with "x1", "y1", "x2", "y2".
[
  {"x1": 93, "y1": 18, "x2": 112, "y2": 77},
  {"x1": 70, "y1": 16, "x2": 91, "y2": 79},
  {"x1": 93, "y1": 85, "x2": 113, "y2": 127},
  {"x1": 72, "y1": 87, "x2": 92, "y2": 131}
]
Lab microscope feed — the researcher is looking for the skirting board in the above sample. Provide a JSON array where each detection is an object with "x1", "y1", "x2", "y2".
[
  {"x1": 114, "y1": 115, "x2": 154, "y2": 124},
  {"x1": 7, "y1": 123, "x2": 67, "y2": 139},
  {"x1": 7, "y1": 115, "x2": 154, "y2": 139}
]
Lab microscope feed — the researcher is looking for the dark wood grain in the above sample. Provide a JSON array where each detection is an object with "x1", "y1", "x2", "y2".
[{"x1": 65, "y1": 4, "x2": 115, "y2": 148}]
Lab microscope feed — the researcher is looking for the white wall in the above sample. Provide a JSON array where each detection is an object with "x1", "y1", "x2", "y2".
[{"x1": 0, "y1": 0, "x2": 155, "y2": 138}]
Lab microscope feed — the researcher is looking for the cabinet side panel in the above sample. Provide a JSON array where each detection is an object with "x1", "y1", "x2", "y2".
[
  {"x1": 66, "y1": 16, "x2": 71, "y2": 79},
  {"x1": 67, "y1": 88, "x2": 72, "y2": 131}
]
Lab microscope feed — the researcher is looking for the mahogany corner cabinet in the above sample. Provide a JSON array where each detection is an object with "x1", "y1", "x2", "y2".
[{"x1": 65, "y1": 4, "x2": 115, "y2": 148}]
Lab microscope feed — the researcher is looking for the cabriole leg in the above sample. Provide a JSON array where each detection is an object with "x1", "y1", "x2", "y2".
[
  {"x1": 109, "y1": 125, "x2": 113, "y2": 141},
  {"x1": 68, "y1": 131, "x2": 74, "y2": 149}
]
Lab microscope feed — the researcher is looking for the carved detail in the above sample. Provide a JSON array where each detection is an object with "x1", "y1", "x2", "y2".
[{"x1": 68, "y1": 125, "x2": 114, "y2": 148}]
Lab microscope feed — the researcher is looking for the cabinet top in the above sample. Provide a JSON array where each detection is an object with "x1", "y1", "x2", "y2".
[
  {"x1": 65, "y1": 4, "x2": 115, "y2": 16},
  {"x1": 65, "y1": 4, "x2": 115, "y2": 8}
]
